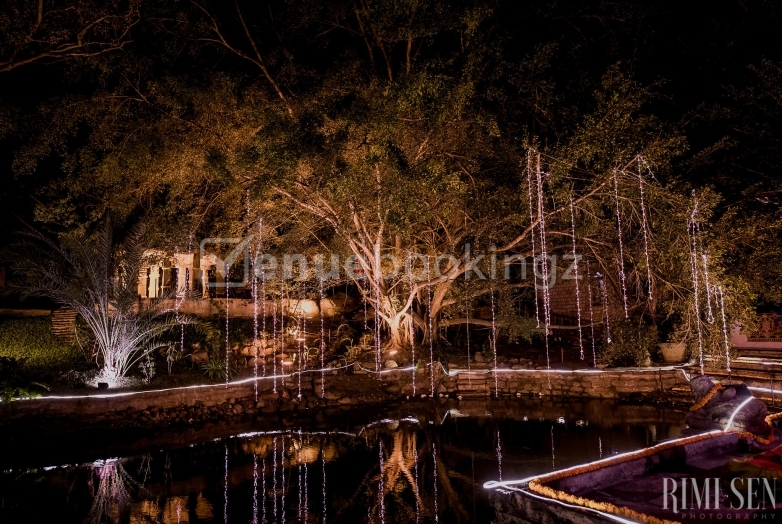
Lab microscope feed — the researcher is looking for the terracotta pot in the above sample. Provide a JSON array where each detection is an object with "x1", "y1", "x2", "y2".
[{"x1": 659, "y1": 342, "x2": 687, "y2": 363}]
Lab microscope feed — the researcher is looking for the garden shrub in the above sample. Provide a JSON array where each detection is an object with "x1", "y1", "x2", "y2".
[
  {"x1": 0, "y1": 318, "x2": 82, "y2": 372},
  {"x1": 598, "y1": 319, "x2": 657, "y2": 367}
]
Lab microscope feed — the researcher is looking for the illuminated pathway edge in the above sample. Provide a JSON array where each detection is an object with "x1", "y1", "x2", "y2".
[{"x1": 4, "y1": 364, "x2": 693, "y2": 402}]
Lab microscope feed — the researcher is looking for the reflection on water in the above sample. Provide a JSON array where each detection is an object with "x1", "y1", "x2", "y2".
[{"x1": 0, "y1": 400, "x2": 686, "y2": 523}]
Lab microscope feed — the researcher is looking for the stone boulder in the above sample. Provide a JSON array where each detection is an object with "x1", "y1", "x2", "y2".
[{"x1": 685, "y1": 375, "x2": 770, "y2": 436}]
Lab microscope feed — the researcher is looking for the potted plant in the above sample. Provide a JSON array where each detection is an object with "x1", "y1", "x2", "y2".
[{"x1": 658, "y1": 324, "x2": 688, "y2": 363}]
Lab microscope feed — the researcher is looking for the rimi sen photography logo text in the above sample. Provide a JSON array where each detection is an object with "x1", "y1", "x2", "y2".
[{"x1": 663, "y1": 477, "x2": 778, "y2": 520}]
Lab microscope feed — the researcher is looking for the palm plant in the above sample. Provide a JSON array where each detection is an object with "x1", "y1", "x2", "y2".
[{"x1": 4, "y1": 218, "x2": 196, "y2": 386}]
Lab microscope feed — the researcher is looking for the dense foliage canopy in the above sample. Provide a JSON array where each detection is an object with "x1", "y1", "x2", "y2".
[{"x1": 1, "y1": 0, "x2": 780, "y2": 360}]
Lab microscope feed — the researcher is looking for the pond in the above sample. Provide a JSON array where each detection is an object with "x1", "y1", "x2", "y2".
[{"x1": 0, "y1": 399, "x2": 686, "y2": 523}]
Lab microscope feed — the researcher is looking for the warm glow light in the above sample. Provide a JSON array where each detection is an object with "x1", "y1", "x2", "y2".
[
  {"x1": 295, "y1": 337, "x2": 306, "y2": 342},
  {"x1": 388, "y1": 350, "x2": 397, "y2": 355},
  {"x1": 282, "y1": 360, "x2": 294, "y2": 366}
]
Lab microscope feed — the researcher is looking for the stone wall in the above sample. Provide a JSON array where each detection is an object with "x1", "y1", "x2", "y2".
[
  {"x1": 1, "y1": 368, "x2": 692, "y2": 427},
  {"x1": 443, "y1": 368, "x2": 690, "y2": 399}
]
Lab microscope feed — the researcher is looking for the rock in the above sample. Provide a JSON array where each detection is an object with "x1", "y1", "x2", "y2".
[
  {"x1": 384, "y1": 360, "x2": 398, "y2": 369},
  {"x1": 338, "y1": 397, "x2": 357, "y2": 405},
  {"x1": 685, "y1": 375, "x2": 770, "y2": 436},
  {"x1": 511, "y1": 365, "x2": 522, "y2": 370},
  {"x1": 190, "y1": 350, "x2": 209, "y2": 363},
  {"x1": 474, "y1": 352, "x2": 485, "y2": 363}
]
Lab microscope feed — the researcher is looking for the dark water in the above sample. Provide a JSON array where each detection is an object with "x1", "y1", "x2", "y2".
[{"x1": 0, "y1": 399, "x2": 686, "y2": 523}]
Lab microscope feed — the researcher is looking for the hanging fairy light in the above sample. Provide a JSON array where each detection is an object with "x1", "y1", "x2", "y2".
[
  {"x1": 408, "y1": 310, "x2": 417, "y2": 396},
  {"x1": 535, "y1": 154, "x2": 552, "y2": 381},
  {"x1": 428, "y1": 283, "x2": 435, "y2": 397},
  {"x1": 466, "y1": 296, "x2": 472, "y2": 380},
  {"x1": 374, "y1": 243, "x2": 382, "y2": 372},
  {"x1": 612, "y1": 170, "x2": 629, "y2": 318},
  {"x1": 297, "y1": 281, "x2": 304, "y2": 400},
  {"x1": 702, "y1": 254, "x2": 715, "y2": 324},
  {"x1": 718, "y1": 286, "x2": 731, "y2": 376},
  {"x1": 252, "y1": 219, "x2": 262, "y2": 400},
  {"x1": 598, "y1": 273, "x2": 612, "y2": 344},
  {"x1": 526, "y1": 152, "x2": 541, "y2": 328},
  {"x1": 319, "y1": 278, "x2": 325, "y2": 398},
  {"x1": 569, "y1": 196, "x2": 585, "y2": 360},
  {"x1": 490, "y1": 287, "x2": 499, "y2": 396},
  {"x1": 637, "y1": 159, "x2": 653, "y2": 302},
  {"x1": 260, "y1": 218, "x2": 266, "y2": 379},
  {"x1": 225, "y1": 263, "x2": 230, "y2": 388},
  {"x1": 689, "y1": 195, "x2": 705, "y2": 374},
  {"x1": 586, "y1": 260, "x2": 597, "y2": 366}
]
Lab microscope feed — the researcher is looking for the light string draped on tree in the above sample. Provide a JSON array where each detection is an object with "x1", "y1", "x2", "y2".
[
  {"x1": 260, "y1": 219, "x2": 266, "y2": 381},
  {"x1": 526, "y1": 151, "x2": 541, "y2": 328},
  {"x1": 534, "y1": 153, "x2": 552, "y2": 385},
  {"x1": 568, "y1": 195, "x2": 585, "y2": 360},
  {"x1": 225, "y1": 262, "x2": 230, "y2": 387},
  {"x1": 428, "y1": 282, "x2": 435, "y2": 397},
  {"x1": 611, "y1": 169, "x2": 630, "y2": 318},
  {"x1": 319, "y1": 277, "x2": 325, "y2": 398},
  {"x1": 272, "y1": 289, "x2": 278, "y2": 394},
  {"x1": 586, "y1": 260, "x2": 597, "y2": 367},
  {"x1": 599, "y1": 273, "x2": 612, "y2": 344},
  {"x1": 252, "y1": 217, "x2": 263, "y2": 400},
  {"x1": 637, "y1": 158, "x2": 653, "y2": 302},
  {"x1": 718, "y1": 285, "x2": 732, "y2": 380},
  {"x1": 702, "y1": 253, "x2": 715, "y2": 324},
  {"x1": 374, "y1": 241, "x2": 381, "y2": 372},
  {"x1": 688, "y1": 194, "x2": 705, "y2": 374},
  {"x1": 490, "y1": 286, "x2": 499, "y2": 396}
]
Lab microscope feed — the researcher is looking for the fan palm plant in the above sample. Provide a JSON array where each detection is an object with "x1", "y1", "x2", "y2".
[{"x1": 4, "y1": 218, "x2": 196, "y2": 386}]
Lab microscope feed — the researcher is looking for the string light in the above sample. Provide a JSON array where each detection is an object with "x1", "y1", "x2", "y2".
[
  {"x1": 702, "y1": 254, "x2": 715, "y2": 324},
  {"x1": 637, "y1": 160, "x2": 653, "y2": 302},
  {"x1": 496, "y1": 430, "x2": 503, "y2": 481},
  {"x1": 225, "y1": 263, "x2": 230, "y2": 388},
  {"x1": 535, "y1": 154, "x2": 552, "y2": 385},
  {"x1": 320, "y1": 278, "x2": 325, "y2": 398},
  {"x1": 428, "y1": 283, "x2": 435, "y2": 397},
  {"x1": 569, "y1": 196, "x2": 584, "y2": 360},
  {"x1": 526, "y1": 152, "x2": 541, "y2": 328},
  {"x1": 586, "y1": 261, "x2": 597, "y2": 367},
  {"x1": 718, "y1": 286, "x2": 731, "y2": 376},
  {"x1": 490, "y1": 287, "x2": 499, "y2": 396},
  {"x1": 612, "y1": 170, "x2": 629, "y2": 318},
  {"x1": 689, "y1": 195, "x2": 705, "y2": 374},
  {"x1": 272, "y1": 295, "x2": 278, "y2": 394},
  {"x1": 599, "y1": 274, "x2": 612, "y2": 344},
  {"x1": 375, "y1": 242, "x2": 381, "y2": 372}
]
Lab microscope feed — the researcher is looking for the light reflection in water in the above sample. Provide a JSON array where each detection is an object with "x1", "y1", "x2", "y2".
[
  {"x1": 0, "y1": 402, "x2": 685, "y2": 524},
  {"x1": 223, "y1": 444, "x2": 228, "y2": 524}
]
